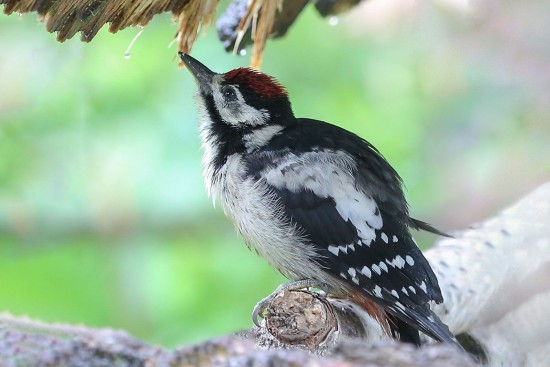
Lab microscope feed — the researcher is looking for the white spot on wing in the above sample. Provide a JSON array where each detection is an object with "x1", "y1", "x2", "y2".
[
  {"x1": 395, "y1": 301, "x2": 406, "y2": 311},
  {"x1": 328, "y1": 246, "x2": 339, "y2": 256},
  {"x1": 371, "y1": 264, "x2": 381, "y2": 275},
  {"x1": 347, "y1": 267, "x2": 359, "y2": 284},
  {"x1": 392, "y1": 235, "x2": 398, "y2": 242},
  {"x1": 419, "y1": 281, "x2": 427, "y2": 293},
  {"x1": 401, "y1": 287, "x2": 409, "y2": 296},
  {"x1": 391, "y1": 255, "x2": 405, "y2": 269},
  {"x1": 381, "y1": 232, "x2": 388, "y2": 243},
  {"x1": 391, "y1": 290, "x2": 399, "y2": 298},
  {"x1": 379, "y1": 261, "x2": 388, "y2": 273},
  {"x1": 405, "y1": 255, "x2": 415, "y2": 266},
  {"x1": 374, "y1": 285, "x2": 383, "y2": 298},
  {"x1": 360, "y1": 266, "x2": 372, "y2": 278},
  {"x1": 409, "y1": 286, "x2": 416, "y2": 294}
]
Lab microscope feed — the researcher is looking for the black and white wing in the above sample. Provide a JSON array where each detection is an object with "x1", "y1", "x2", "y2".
[{"x1": 245, "y1": 119, "x2": 456, "y2": 344}]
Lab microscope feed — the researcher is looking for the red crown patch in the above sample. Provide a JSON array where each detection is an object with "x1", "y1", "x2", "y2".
[{"x1": 224, "y1": 68, "x2": 287, "y2": 99}]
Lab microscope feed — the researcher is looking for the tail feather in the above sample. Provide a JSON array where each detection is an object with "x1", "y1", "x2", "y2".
[
  {"x1": 352, "y1": 283, "x2": 460, "y2": 346},
  {"x1": 411, "y1": 218, "x2": 453, "y2": 238},
  {"x1": 387, "y1": 303, "x2": 460, "y2": 347},
  {"x1": 389, "y1": 315, "x2": 421, "y2": 346}
]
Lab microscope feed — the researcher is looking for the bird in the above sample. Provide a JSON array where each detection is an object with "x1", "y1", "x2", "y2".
[{"x1": 179, "y1": 52, "x2": 458, "y2": 346}]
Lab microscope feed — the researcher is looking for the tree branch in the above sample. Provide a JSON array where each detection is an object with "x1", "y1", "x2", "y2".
[{"x1": 2, "y1": 183, "x2": 549, "y2": 366}]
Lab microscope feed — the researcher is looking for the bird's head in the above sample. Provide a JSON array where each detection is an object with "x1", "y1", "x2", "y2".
[{"x1": 180, "y1": 53, "x2": 295, "y2": 129}]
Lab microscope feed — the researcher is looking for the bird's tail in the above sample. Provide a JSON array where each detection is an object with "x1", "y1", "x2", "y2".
[
  {"x1": 350, "y1": 287, "x2": 460, "y2": 347},
  {"x1": 389, "y1": 316, "x2": 421, "y2": 345},
  {"x1": 388, "y1": 303, "x2": 461, "y2": 347}
]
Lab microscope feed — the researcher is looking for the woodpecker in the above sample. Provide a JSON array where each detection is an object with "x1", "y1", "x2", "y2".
[{"x1": 180, "y1": 52, "x2": 458, "y2": 346}]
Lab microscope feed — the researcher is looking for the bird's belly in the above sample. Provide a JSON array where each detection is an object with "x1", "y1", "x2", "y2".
[{"x1": 213, "y1": 158, "x2": 320, "y2": 281}]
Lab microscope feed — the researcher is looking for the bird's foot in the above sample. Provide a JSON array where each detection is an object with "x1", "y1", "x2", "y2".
[{"x1": 252, "y1": 279, "x2": 321, "y2": 327}]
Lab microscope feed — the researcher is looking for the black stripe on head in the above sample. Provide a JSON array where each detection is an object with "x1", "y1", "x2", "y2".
[
  {"x1": 231, "y1": 84, "x2": 295, "y2": 126},
  {"x1": 202, "y1": 93, "x2": 248, "y2": 171}
]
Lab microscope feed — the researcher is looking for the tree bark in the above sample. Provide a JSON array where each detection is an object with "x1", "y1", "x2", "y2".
[{"x1": 2, "y1": 182, "x2": 549, "y2": 366}]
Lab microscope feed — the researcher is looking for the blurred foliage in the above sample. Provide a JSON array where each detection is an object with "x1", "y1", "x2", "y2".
[{"x1": 0, "y1": 0, "x2": 549, "y2": 348}]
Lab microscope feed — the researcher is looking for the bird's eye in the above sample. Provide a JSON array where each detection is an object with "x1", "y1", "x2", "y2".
[{"x1": 222, "y1": 86, "x2": 237, "y2": 102}]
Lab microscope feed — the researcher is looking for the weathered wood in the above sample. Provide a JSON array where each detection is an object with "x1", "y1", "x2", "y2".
[
  {"x1": 0, "y1": 312, "x2": 473, "y2": 366},
  {"x1": 0, "y1": 0, "x2": 349, "y2": 68}
]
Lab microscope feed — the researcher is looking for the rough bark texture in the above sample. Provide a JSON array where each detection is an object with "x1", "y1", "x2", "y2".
[
  {"x1": 0, "y1": 313, "x2": 472, "y2": 367},
  {"x1": 2, "y1": 182, "x2": 549, "y2": 366}
]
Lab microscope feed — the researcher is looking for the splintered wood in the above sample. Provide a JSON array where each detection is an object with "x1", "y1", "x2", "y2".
[
  {"x1": 0, "y1": 0, "x2": 284, "y2": 68},
  {"x1": 3, "y1": 0, "x2": 189, "y2": 42},
  {"x1": 1, "y1": 0, "x2": 215, "y2": 59},
  {"x1": 231, "y1": 0, "x2": 283, "y2": 68},
  {"x1": 174, "y1": 0, "x2": 218, "y2": 63}
]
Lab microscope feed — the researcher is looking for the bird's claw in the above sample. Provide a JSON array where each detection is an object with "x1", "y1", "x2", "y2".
[{"x1": 252, "y1": 293, "x2": 277, "y2": 327}]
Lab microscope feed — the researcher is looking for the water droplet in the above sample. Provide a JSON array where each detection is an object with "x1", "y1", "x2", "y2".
[
  {"x1": 239, "y1": 49, "x2": 247, "y2": 56},
  {"x1": 124, "y1": 52, "x2": 131, "y2": 60},
  {"x1": 328, "y1": 17, "x2": 339, "y2": 26}
]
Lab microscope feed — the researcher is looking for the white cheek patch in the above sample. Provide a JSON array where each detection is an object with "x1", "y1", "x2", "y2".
[
  {"x1": 211, "y1": 76, "x2": 269, "y2": 127},
  {"x1": 243, "y1": 125, "x2": 284, "y2": 152}
]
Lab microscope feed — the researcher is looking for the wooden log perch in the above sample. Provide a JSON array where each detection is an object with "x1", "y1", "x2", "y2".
[{"x1": 1, "y1": 182, "x2": 549, "y2": 366}]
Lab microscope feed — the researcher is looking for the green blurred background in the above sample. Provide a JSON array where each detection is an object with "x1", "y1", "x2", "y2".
[{"x1": 0, "y1": 0, "x2": 548, "y2": 348}]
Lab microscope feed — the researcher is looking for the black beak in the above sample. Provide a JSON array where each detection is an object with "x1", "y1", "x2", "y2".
[{"x1": 179, "y1": 52, "x2": 214, "y2": 92}]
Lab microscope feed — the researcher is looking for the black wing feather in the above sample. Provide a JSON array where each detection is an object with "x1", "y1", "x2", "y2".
[{"x1": 273, "y1": 188, "x2": 360, "y2": 249}]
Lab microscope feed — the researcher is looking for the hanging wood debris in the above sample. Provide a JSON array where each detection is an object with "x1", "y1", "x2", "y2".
[{"x1": 0, "y1": 0, "x2": 363, "y2": 68}]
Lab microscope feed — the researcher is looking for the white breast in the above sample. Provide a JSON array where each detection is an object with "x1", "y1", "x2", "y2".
[{"x1": 207, "y1": 154, "x2": 320, "y2": 281}]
